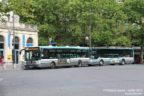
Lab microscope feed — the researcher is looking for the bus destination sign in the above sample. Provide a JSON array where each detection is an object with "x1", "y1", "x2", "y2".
[{"x1": 26, "y1": 47, "x2": 39, "y2": 51}]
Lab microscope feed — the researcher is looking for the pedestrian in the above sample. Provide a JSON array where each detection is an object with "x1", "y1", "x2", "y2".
[
  {"x1": 0, "y1": 56, "x2": 5, "y2": 71},
  {"x1": 136, "y1": 57, "x2": 140, "y2": 64}
]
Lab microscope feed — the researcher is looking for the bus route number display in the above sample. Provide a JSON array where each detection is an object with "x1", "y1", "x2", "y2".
[{"x1": 26, "y1": 47, "x2": 39, "y2": 51}]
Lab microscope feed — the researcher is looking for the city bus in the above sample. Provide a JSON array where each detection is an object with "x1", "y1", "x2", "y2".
[
  {"x1": 90, "y1": 47, "x2": 134, "y2": 66},
  {"x1": 21, "y1": 46, "x2": 90, "y2": 69}
]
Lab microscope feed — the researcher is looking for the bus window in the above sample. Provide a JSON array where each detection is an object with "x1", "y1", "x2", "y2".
[
  {"x1": 76, "y1": 49, "x2": 89, "y2": 58},
  {"x1": 42, "y1": 49, "x2": 49, "y2": 59},
  {"x1": 25, "y1": 50, "x2": 40, "y2": 61}
]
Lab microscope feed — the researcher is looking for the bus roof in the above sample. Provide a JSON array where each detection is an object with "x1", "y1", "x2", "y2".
[
  {"x1": 93, "y1": 47, "x2": 133, "y2": 50},
  {"x1": 38, "y1": 46, "x2": 89, "y2": 49},
  {"x1": 25, "y1": 46, "x2": 133, "y2": 50}
]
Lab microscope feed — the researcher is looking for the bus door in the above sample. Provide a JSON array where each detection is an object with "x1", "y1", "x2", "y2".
[
  {"x1": 58, "y1": 58, "x2": 70, "y2": 65},
  {"x1": 57, "y1": 55, "x2": 71, "y2": 66},
  {"x1": 90, "y1": 50, "x2": 99, "y2": 65},
  {"x1": 123, "y1": 49, "x2": 134, "y2": 64}
]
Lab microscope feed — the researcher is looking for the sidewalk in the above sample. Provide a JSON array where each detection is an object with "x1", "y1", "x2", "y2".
[{"x1": 0, "y1": 64, "x2": 23, "y2": 72}]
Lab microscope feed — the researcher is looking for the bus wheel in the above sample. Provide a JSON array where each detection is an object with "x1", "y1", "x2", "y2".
[
  {"x1": 77, "y1": 61, "x2": 82, "y2": 67},
  {"x1": 99, "y1": 60, "x2": 104, "y2": 66},
  {"x1": 50, "y1": 62, "x2": 56, "y2": 69},
  {"x1": 121, "y1": 60, "x2": 125, "y2": 65}
]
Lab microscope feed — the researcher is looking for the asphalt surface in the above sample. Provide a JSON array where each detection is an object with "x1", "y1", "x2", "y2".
[{"x1": 0, "y1": 65, "x2": 144, "y2": 96}]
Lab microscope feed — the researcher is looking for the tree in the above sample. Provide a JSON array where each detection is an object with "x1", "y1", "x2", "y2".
[
  {"x1": 33, "y1": 0, "x2": 70, "y2": 45},
  {"x1": 0, "y1": 0, "x2": 11, "y2": 22},
  {"x1": 66, "y1": 0, "x2": 129, "y2": 46},
  {"x1": 123, "y1": 0, "x2": 144, "y2": 64},
  {"x1": 8, "y1": 0, "x2": 35, "y2": 24},
  {"x1": 7, "y1": 0, "x2": 130, "y2": 47}
]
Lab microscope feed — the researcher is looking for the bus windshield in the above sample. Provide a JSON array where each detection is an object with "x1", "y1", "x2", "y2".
[{"x1": 25, "y1": 50, "x2": 40, "y2": 61}]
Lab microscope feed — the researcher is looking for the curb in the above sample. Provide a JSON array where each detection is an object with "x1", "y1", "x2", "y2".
[{"x1": 0, "y1": 64, "x2": 23, "y2": 72}]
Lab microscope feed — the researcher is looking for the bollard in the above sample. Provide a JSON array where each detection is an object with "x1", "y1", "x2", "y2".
[
  {"x1": 3, "y1": 64, "x2": 6, "y2": 70},
  {"x1": 13, "y1": 64, "x2": 17, "y2": 70},
  {"x1": 0, "y1": 65, "x2": 5, "y2": 72}
]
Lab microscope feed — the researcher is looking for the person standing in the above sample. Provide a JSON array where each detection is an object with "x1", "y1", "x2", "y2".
[{"x1": 0, "y1": 56, "x2": 5, "y2": 71}]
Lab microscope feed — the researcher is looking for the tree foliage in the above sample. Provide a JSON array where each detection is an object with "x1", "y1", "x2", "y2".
[
  {"x1": 8, "y1": 0, "x2": 35, "y2": 23},
  {"x1": 123, "y1": 0, "x2": 144, "y2": 46},
  {"x1": 29, "y1": 0, "x2": 129, "y2": 46},
  {"x1": 7, "y1": 0, "x2": 143, "y2": 48},
  {"x1": 0, "y1": 0, "x2": 11, "y2": 22},
  {"x1": 123, "y1": 0, "x2": 144, "y2": 63}
]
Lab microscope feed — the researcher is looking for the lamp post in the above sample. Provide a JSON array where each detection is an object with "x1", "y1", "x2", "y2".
[
  {"x1": 89, "y1": 9, "x2": 92, "y2": 57},
  {"x1": 49, "y1": 37, "x2": 52, "y2": 45},
  {"x1": 13, "y1": 11, "x2": 15, "y2": 65}
]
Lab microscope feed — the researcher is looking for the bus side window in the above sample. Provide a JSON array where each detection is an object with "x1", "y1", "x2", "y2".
[
  {"x1": 92, "y1": 50, "x2": 98, "y2": 59},
  {"x1": 42, "y1": 49, "x2": 46, "y2": 59},
  {"x1": 57, "y1": 54, "x2": 61, "y2": 58},
  {"x1": 94, "y1": 55, "x2": 98, "y2": 59},
  {"x1": 42, "y1": 49, "x2": 49, "y2": 59}
]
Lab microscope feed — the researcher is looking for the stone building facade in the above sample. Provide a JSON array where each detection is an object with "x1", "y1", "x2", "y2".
[{"x1": 0, "y1": 11, "x2": 38, "y2": 65}]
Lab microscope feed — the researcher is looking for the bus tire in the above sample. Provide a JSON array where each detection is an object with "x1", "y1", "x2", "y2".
[
  {"x1": 121, "y1": 59, "x2": 125, "y2": 65},
  {"x1": 99, "y1": 60, "x2": 104, "y2": 66},
  {"x1": 50, "y1": 62, "x2": 56, "y2": 69},
  {"x1": 77, "y1": 61, "x2": 82, "y2": 67}
]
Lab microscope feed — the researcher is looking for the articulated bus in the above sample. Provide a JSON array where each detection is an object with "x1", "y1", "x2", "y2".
[
  {"x1": 21, "y1": 46, "x2": 90, "y2": 69},
  {"x1": 21, "y1": 46, "x2": 134, "y2": 69},
  {"x1": 90, "y1": 47, "x2": 134, "y2": 66}
]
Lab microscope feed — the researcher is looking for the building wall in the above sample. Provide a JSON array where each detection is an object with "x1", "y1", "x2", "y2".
[{"x1": 0, "y1": 11, "x2": 38, "y2": 65}]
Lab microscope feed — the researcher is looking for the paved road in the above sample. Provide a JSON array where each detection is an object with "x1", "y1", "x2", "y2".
[{"x1": 0, "y1": 65, "x2": 144, "y2": 96}]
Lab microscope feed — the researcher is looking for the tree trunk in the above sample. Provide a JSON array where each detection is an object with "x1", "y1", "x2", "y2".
[{"x1": 140, "y1": 46, "x2": 143, "y2": 64}]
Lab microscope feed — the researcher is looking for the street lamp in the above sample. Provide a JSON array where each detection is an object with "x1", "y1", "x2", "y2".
[
  {"x1": 85, "y1": 36, "x2": 89, "y2": 41},
  {"x1": 49, "y1": 37, "x2": 52, "y2": 45},
  {"x1": 12, "y1": 11, "x2": 15, "y2": 65},
  {"x1": 89, "y1": 9, "x2": 92, "y2": 57}
]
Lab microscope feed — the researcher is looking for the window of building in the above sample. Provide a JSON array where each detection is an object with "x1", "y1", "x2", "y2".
[
  {"x1": 27, "y1": 37, "x2": 33, "y2": 47},
  {"x1": 12, "y1": 36, "x2": 19, "y2": 49},
  {"x1": 7, "y1": 15, "x2": 10, "y2": 22},
  {"x1": 0, "y1": 35, "x2": 4, "y2": 58},
  {"x1": 0, "y1": 35, "x2": 4, "y2": 49}
]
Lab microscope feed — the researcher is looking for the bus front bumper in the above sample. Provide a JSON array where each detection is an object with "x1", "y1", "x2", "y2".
[
  {"x1": 25, "y1": 64, "x2": 40, "y2": 68},
  {"x1": 22, "y1": 61, "x2": 41, "y2": 68}
]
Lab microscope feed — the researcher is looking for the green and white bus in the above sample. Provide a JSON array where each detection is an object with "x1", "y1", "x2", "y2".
[
  {"x1": 22, "y1": 46, "x2": 90, "y2": 69},
  {"x1": 21, "y1": 46, "x2": 134, "y2": 69},
  {"x1": 90, "y1": 47, "x2": 134, "y2": 66}
]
